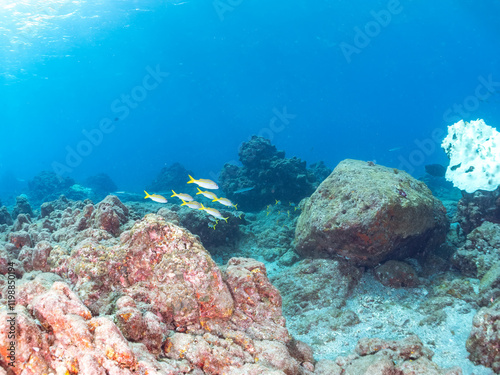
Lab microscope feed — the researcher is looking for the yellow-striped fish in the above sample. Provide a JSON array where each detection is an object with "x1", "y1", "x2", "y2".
[
  {"x1": 144, "y1": 190, "x2": 167, "y2": 203},
  {"x1": 212, "y1": 197, "x2": 237, "y2": 209},
  {"x1": 181, "y1": 200, "x2": 202, "y2": 209},
  {"x1": 199, "y1": 203, "x2": 228, "y2": 222},
  {"x1": 187, "y1": 175, "x2": 219, "y2": 190},
  {"x1": 196, "y1": 187, "x2": 218, "y2": 200},
  {"x1": 171, "y1": 190, "x2": 193, "y2": 202}
]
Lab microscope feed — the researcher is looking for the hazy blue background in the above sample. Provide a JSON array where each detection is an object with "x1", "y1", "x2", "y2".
[{"x1": 1, "y1": 0, "x2": 500, "y2": 201}]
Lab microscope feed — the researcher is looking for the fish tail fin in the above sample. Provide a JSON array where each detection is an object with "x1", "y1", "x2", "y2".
[
  {"x1": 180, "y1": 199, "x2": 186, "y2": 206},
  {"x1": 144, "y1": 190, "x2": 150, "y2": 199},
  {"x1": 223, "y1": 216, "x2": 229, "y2": 223},
  {"x1": 199, "y1": 203, "x2": 205, "y2": 210},
  {"x1": 171, "y1": 190, "x2": 176, "y2": 197},
  {"x1": 196, "y1": 187, "x2": 203, "y2": 195},
  {"x1": 187, "y1": 175, "x2": 195, "y2": 184},
  {"x1": 212, "y1": 197, "x2": 218, "y2": 202},
  {"x1": 233, "y1": 204, "x2": 238, "y2": 210}
]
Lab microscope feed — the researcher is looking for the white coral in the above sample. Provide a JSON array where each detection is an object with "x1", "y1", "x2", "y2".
[{"x1": 441, "y1": 119, "x2": 500, "y2": 193}]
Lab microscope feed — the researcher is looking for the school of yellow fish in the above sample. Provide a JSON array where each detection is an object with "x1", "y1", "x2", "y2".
[{"x1": 144, "y1": 174, "x2": 238, "y2": 225}]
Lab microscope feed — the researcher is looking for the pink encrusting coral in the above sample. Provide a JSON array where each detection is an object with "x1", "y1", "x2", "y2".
[
  {"x1": 0, "y1": 196, "x2": 313, "y2": 374},
  {"x1": 0, "y1": 194, "x2": 475, "y2": 374}
]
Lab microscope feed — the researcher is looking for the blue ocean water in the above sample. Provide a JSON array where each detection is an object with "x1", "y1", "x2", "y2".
[{"x1": 1, "y1": 0, "x2": 500, "y2": 199}]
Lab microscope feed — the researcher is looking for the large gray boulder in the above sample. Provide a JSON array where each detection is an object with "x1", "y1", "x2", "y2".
[{"x1": 295, "y1": 159, "x2": 448, "y2": 266}]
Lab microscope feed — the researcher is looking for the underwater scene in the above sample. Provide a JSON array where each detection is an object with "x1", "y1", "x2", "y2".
[{"x1": 2, "y1": 0, "x2": 500, "y2": 374}]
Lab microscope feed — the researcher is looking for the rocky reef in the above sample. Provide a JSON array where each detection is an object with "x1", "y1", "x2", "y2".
[
  {"x1": 28, "y1": 171, "x2": 75, "y2": 203},
  {"x1": 148, "y1": 162, "x2": 195, "y2": 194},
  {"x1": 219, "y1": 136, "x2": 330, "y2": 211},
  {"x1": 450, "y1": 221, "x2": 500, "y2": 307},
  {"x1": 466, "y1": 301, "x2": 500, "y2": 372},
  {"x1": 0, "y1": 191, "x2": 473, "y2": 374},
  {"x1": 1, "y1": 157, "x2": 499, "y2": 374},
  {"x1": 454, "y1": 188, "x2": 500, "y2": 234},
  {"x1": 315, "y1": 335, "x2": 462, "y2": 375},
  {"x1": 295, "y1": 159, "x2": 449, "y2": 266},
  {"x1": 0, "y1": 197, "x2": 314, "y2": 374},
  {"x1": 84, "y1": 173, "x2": 118, "y2": 201},
  {"x1": 26, "y1": 171, "x2": 118, "y2": 206}
]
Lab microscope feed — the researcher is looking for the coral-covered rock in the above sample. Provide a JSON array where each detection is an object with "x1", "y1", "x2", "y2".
[
  {"x1": 466, "y1": 301, "x2": 500, "y2": 373},
  {"x1": 329, "y1": 335, "x2": 462, "y2": 374},
  {"x1": 8, "y1": 231, "x2": 32, "y2": 249},
  {"x1": 455, "y1": 187, "x2": 500, "y2": 234},
  {"x1": 223, "y1": 258, "x2": 288, "y2": 341},
  {"x1": 28, "y1": 170, "x2": 74, "y2": 203},
  {"x1": 32, "y1": 241, "x2": 53, "y2": 271},
  {"x1": 314, "y1": 360, "x2": 343, "y2": 375},
  {"x1": 374, "y1": 260, "x2": 419, "y2": 288},
  {"x1": 64, "y1": 184, "x2": 93, "y2": 201},
  {"x1": 0, "y1": 274, "x2": 186, "y2": 374},
  {"x1": 49, "y1": 194, "x2": 86, "y2": 213},
  {"x1": 148, "y1": 162, "x2": 194, "y2": 193},
  {"x1": 253, "y1": 340, "x2": 301, "y2": 374},
  {"x1": 478, "y1": 262, "x2": 500, "y2": 307},
  {"x1": 0, "y1": 206, "x2": 13, "y2": 226},
  {"x1": 91, "y1": 316, "x2": 137, "y2": 367},
  {"x1": 89, "y1": 195, "x2": 129, "y2": 237},
  {"x1": 239, "y1": 135, "x2": 282, "y2": 168},
  {"x1": 295, "y1": 159, "x2": 449, "y2": 266},
  {"x1": 40, "y1": 202, "x2": 54, "y2": 218},
  {"x1": 55, "y1": 214, "x2": 234, "y2": 326},
  {"x1": 451, "y1": 221, "x2": 500, "y2": 278},
  {"x1": 37, "y1": 195, "x2": 129, "y2": 249},
  {"x1": 114, "y1": 296, "x2": 167, "y2": 354},
  {"x1": 308, "y1": 161, "x2": 332, "y2": 184},
  {"x1": 11, "y1": 195, "x2": 33, "y2": 219},
  {"x1": 0, "y1": 246, "x2": 9, "y2": 275},
  {"x1": 12, "y1": 213, "x2": 31, "y2": 232},
  {"x1": 115, "y1": 298, "x2": 146, "y2": 341},
  {"x1": 156, "y1": 206, "x2": 180, "y2": 225},
  {"x1": 1, "y1": 214, "x2": 314, "y2": 374},
  {"x1": 84, "y1": 173, "x2": 118, "y2": 200},
  {"x1": 0, "y1": 305, "x2": 53, "y2": 374},
  {"x1": 219, "y1": 136, "x2": 325, "y2": 211},
  {"x1": 179, "y1": 207, "x2": 242, "y2": 248}
]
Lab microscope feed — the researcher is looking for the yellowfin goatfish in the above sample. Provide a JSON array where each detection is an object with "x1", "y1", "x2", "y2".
[
  {"x1": 171, "y1": 190, "x2": 193, "y2": 201},
  {"x1": 196, "y1": 187, "x2": 218, "y2": 200},
  {"x1": 187, "y1": 175, "x2": 219, "y2": 190},
  {"x1": 144, "y1": 190, "x2": 167, "y2": 203},
  {"x1": 181, "y1": 200, "x2": 201, "y2": 209},
  {"x1": 212, "y1": 197, "x2": 237, "y2": 209},
  {"x1": 199, "y1": 203, "x2": 228, "y2": 222}
]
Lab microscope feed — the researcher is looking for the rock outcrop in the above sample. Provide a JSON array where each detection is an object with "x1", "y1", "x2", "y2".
[{"x1": 295, "y1": 159, "x2": 448, "y2": 266}]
